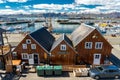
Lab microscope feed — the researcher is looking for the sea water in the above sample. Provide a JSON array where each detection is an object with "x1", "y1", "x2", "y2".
[{"x1": 0, "y1": 19, "x2": 80, "y2": 34}]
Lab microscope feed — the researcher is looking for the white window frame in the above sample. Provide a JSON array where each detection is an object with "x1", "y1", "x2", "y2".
[
  {"x1": 26, "y1": 39, "x2": 31, "y2": 44},
  {"x1": 95, "y1": 54, "x2": 101, "y2": 59},
  {"x1": 31, "y1": 44, "x2": 36, "y2": 49},
  {"x1": 95, "y1": 42, "x2": 103, "y2": 49},
  {"x1": 22, "y1": 53, "x2": 28, "y2": 59},
  {"x1": 22, "y1": 44, "x2": 27, "y2": 49},
  {"x1": 85, "y1": 42, "x2": 92, "y2": 49},
  {"x1": 12, "y1": 52, "x2": 17, "y2": 56},
  {"x1": 60, "y1": 44, "x2": 66, "y2": 51}
]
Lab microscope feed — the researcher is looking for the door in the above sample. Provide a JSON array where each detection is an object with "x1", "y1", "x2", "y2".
[
  {"x1": 29, "y1": 54, "x2": 34, "y2": 65},
  {"x1": 93, "y1": 54, "x2": 101, "y2": 65},
  {"x1": 34, "y1": 54, "x2": 39, "y2": 64}
]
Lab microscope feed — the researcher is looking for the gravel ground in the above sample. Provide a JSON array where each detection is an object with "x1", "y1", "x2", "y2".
[
  {"x1": 19, "y1": 72, "x2": 94, "y2": 80},
  {"x1": 19, "y1": 72, "x2": 119, "y2": 80}
]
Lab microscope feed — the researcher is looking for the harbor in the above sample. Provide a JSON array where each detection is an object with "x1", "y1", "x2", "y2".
[
  {"x1": 0, "y1": 17, "x2": 120, "y2": 35},
  {"x1": 1, "y1": 16, "x2": 120, "y2": 80},
  {"x1": 1, "y1": 23, "x2": 120, "y2": 80},
  {"x1": 0, "y1": 0, "x2": 120, "y2": 79}
]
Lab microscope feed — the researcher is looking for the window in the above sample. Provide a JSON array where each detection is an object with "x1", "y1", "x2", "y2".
[
  {"x1": 85, "y1": 42, "x2": 92, "y2": 49},
  {"x1": 109, "y1": 70, "x2": 118, "y2": 72},
  {"x1": 31, "y1": 44, "x2": 36, "y2": 49},
  {"x1": 12, "y1": 52, "x2": 17, "y2": 59},
  {"x1": 98, "y1": 67, "x2": 104, "y2": 71},
  {"x1": 29, "y1": 54, "x2": 33, "y2": 59},
  {"x1": 22, "y1": 53, "x2": 28, "y2": 59},
  {"x1": 12, "y1": 52, "x2": 17, "y2": 56},
  {"x1": 26, "y1": 39, "x2": 31, "y2": 44},
  {"x1": 95, "y1": 54, "x2": 100, "y2": 59},
  {"x1": 22, "y1": 44, "x2": 27, "y2": 49},
  {"x1": 95, "y1": 42, "x2": 103, "y2": 49},
  {"x1": 60, "y1": 44, "x2": 66, "y2": 51}
]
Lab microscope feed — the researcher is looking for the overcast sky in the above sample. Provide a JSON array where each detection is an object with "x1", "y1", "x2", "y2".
[{"x1": 0, "y1": 0, "x2": 120, "y2": 15}]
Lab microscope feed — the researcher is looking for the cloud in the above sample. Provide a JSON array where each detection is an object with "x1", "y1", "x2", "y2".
[
  {"x1": 0, "y1": 0, "x2": 120, "y2": 14},
  {"x1": 0, "y1": 0, "x2": 5, "y2": 3},
  {"x1": 74, "y1": 0, "x2": 120, "y2": 13},
  {"x1": 29, "y1": 10, "x2": 47, "y2": 13},
  {"x1": 80, "y1": 8, "x2": 101, "y2": 13},
  {"x1": 0, "y1": 9, "x2": 30, "y2": 15},
  {"x1": 33, "y1": 4, "x2": 63, "y2": 10},
  {"x1": 33, "y1": 4, "x2": 76, "y2": 10},
  {"x1": 7, "y1": 0, "x2": 28, "y2": 3},
  {"x1": 5, "y1": 6, "x2": 11, "y2": 8},
  {"x1": 75, "y1": 0, "x2": 115, "y2": 5},
  {"x1": 96, "y1": 4, "x2": 120, "y2": 13},
  {"x1": 23, "y1": 5, "x2": 31, "y2": 9},
  {"x1": 75, "y1": 0, "x2": 120, "y2": 8}
]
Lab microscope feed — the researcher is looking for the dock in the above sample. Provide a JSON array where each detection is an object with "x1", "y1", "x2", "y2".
[{"x1": 0, "y1": 19, "x2": 45, "y2": 25}]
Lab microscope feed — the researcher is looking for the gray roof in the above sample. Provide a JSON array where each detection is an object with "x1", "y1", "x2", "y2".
[
  {"x1": 30, "y1": 27, "x2": 55, "y2": 52},
  {"x1": 71, "y1": 23, "x2": 95, "y2": 46},
  {"x1": 51, "y1": 34, "x2": 73, "y2": 51}
]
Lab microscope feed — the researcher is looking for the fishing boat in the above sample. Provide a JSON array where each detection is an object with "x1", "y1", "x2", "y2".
[
  {"x1": 59, "y1": 20, "x2": 80, "y2": 25},
  {"x1": 57, "y1": 19, "x2": 69, "y2": 23}
]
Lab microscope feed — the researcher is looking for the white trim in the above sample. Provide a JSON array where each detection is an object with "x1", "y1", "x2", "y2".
[
  {"x1": 21, "y1": 53, "x2": 28, "y2": 59},
  {"x1": 28, "y1": 53, "x2": 39, "y2": 64},
  {"x1": 28, "y1": 54, "x2": 34, "y2": 64},
  {"x1": 12, "y1": 52, "x2": 17, "y2": 56},
  {"x1": 26, "y1": 39, "x2": 31, "y2": 44},
  {"x1": 31, "y1": 44, "x2": 36, "y2": 49},
  {"x1": 60, "y1": 44, "x2": 66, "y2": 51},
  {"x1": 64, "y1": 40, "x2": 77, "y2": 53},
  {"x1": 22, "y1": 44, "x2": 27, "y2": 49},
  {"x1": 73, "y1": 24, "x2": 95, "y2": 47},
  {"x1": 95, "y1": 42, "x2": 103, "y2": 49},
  {"x1": 93, "y1": 54, "x2": 101, "y2": 65},
  {"x1": 28, "y1": 35, "x2": 49, "y2": 53},
  {"x1": 85, "y1": 42, "x2": 92, "y2": 49},
  {"x1": 50, "y1": 39, "x2": 77, "y2": 53}
]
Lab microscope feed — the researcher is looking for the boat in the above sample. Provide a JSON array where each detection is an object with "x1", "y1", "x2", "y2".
[
  {"x1": 6, "y1": 27, "x2": 15, "y2": 32},
  {"x1": 59, "y1": 21, "x2": 80, "y2": 25},
  {"x1": 28, "y1": 21, "x2": 34, "y2": 27},
  {"x1": 35, "y1": 19, "x2": 46, "y2": 22},
  {"x1": 57, "y1": 19, "x2": 69, "y2": 23}
]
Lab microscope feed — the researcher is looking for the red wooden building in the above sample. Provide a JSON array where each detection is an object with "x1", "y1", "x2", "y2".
[
  {"x1": 50, "y1": 34, "x2": 76, "y2": 65},
  {"x1": 71, "y1": 24, "x2": 112, "y2": 65},
  {"x1": 12, "y1": 27, "x2": 55, "y2": 65}
]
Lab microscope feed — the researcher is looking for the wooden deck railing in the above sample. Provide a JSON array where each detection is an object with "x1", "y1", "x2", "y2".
[{"x1": 62, "y1": 65, "x2": 87, "y2": 71}]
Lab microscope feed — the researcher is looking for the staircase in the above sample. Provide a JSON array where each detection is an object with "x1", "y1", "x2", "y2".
[{"x1": 109, "y1": 54, "x2": 120, "y2": 67}]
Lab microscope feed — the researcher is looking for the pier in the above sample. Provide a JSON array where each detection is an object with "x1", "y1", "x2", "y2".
[{"x1": 0, "y1": 19, "x2": 45, "y2": 25}]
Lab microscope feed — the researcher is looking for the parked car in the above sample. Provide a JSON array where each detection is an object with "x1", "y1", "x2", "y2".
[{"x1": 89, "y1": 65, "x2": 120, "y2": 79}]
